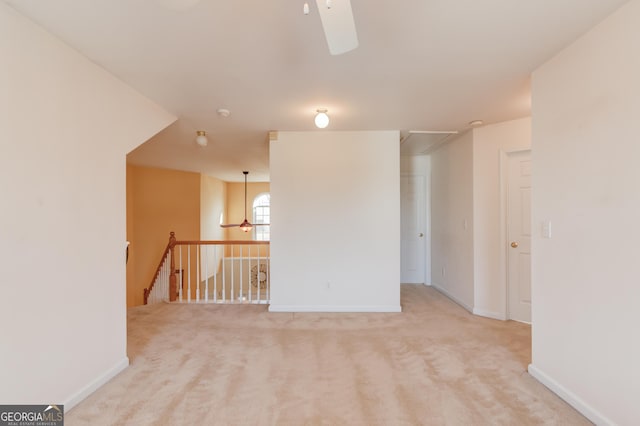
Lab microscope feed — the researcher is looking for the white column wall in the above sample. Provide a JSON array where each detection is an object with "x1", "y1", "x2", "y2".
[
  {"x1": 530, "y1": 1, "x2": 640, "y2": 423},
  {"x1": 0, "y1": 4, "x2": 175, "y2": 408},
  {"x1": 269, "y1": 131, "x2": 401, "y2": 312},
  {"x1": 430, "y1": 132, "x2": 474, "y2": 310}
]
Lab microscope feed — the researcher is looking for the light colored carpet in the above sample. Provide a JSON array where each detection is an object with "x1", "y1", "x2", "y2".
[{"x1": 67, "y1": 285, "x2": 589, "y2": 425}]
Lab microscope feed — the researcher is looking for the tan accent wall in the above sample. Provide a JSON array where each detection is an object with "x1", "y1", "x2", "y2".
[{"x1": 126, "y1": 165, "x2": 201, "y2": 307}]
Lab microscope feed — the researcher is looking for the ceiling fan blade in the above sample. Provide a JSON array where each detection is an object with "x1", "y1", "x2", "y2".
[
  {"x1": 253, "y1": 223, "x2": 270, "y2": 226},
  {"x1": 315, "y1": 0, "x2": 359, "y2": 55},
  {"x1": 220, "y1": 224, "x2": 241, "y2": 228}
]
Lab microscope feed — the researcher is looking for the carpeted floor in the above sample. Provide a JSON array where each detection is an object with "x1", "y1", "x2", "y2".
[{"x1": 67, "y1": 285, "x2": 589, "y2": 425}]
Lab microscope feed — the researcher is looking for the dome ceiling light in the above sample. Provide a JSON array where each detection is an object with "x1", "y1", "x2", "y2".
[
  {"x1": 314, "y1": 109, "x2": 330, "y2": 129},
  {"x1": 195, "y1": 130, "x2": 208, "y2": 147}
]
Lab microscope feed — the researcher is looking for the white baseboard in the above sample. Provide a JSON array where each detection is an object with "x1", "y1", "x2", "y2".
[
  {"x1": 472, "y1": 307, "x2": 507, "y2": 321},
  {"x1": 268, "y1": 305, "x2": 402, "y2": 313},
  {"x1": 528, "y1": 364, "x2": 614, "y2": 426},
  {"x1": 431, "y1": 284, "x2": 473, "y2": 313},
  {"x1": 64, "y1": 357, "x2": 129, "y2": 412},
  {"x1": 423, "y1": 282, "x2": 432, "y2": 287}
]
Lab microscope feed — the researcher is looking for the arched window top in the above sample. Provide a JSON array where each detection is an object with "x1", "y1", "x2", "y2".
[
  {"x1": 253, "y1": 193, "x2": 270, "y2": 241},
  {"x1": 253, "y1": 193, "x2": 270, "y2": 209}
]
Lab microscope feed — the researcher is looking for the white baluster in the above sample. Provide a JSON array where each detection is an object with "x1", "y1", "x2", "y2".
[
  {"x1": 196, "y1": 244, "x2": 200, "y2": 302},
  {"x1": 187, "y1": 245, "x2": 191, "y2": 303},
  {"x1": 248, "y1": 245, "x2": 252, "y2": 303},
  {"x1": 214, "y1": 244, "x2": 218, "y2": 303},
  {"x1": 179, "y1": 246, "x2": 183, "y2": 302},
  {"x1": 166, "y1": 255, "x2": 169, "y2": 302},
  {"x1": 158, "y1": 258, "x2": 163, "y2": 303},
  {"x1": 166, "y1": 254, "x2": 169, "y2": 302},
  {"x1": 155, "y1": 260, "x2": 159, "y2": 304},
  {"x1": 165, "y1": 256, "x2": 170, "y2": 302},
  {"x1": 257, "y1": 246, "x2": 261, "y2": 303},
  {"x1": 266, "y1": 246, "x2": 270, "y2": 303},
  {"x1": 238, "y1": 244, "x2": 244, "y2": 303},
  {"x1": 231, "y1": 244, "x2": 235, "y2": 303},
  {"x1": 204, "y1": 245, "x2": 209, "y2": 303},
  {"x1": 222, "y1": 246, "x2": 226, "y2": 303}
]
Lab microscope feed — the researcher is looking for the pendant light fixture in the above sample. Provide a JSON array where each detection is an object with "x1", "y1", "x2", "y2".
[{"x1": 239, "y1": 171, "x2": 253, "y2": 232}]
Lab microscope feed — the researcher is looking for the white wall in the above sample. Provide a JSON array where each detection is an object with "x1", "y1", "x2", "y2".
[
  {"x1": 430, "y1": 131, "x2": 474, "y2": 310},
  {"x1": 0, "y1": 3, "x2": 175, "y2": 408},
  {"x1": 530, "y1": 1, "x2": 640, "y2": 423},
  {"x1": 269, "y1": 131, "x2": 401, "y2": 312},
  {"x1": 400, "y1": 155, "x2": 431, "y2": 284},
  {"x1": 200, "y1": 175, "x2": 226, "y2": 242},
  {"x1": 472, "y1": 118, "x2": 531, "y2": 319}
]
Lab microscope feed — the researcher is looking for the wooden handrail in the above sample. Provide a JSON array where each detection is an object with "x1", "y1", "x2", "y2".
[{"x1": 173, "y1": 240, "x2": 270, "y2": 245}]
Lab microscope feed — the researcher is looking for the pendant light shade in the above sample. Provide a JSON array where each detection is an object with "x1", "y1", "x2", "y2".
[{"x1": 239, "y1": 218, "x2": 253, "y2": 232}]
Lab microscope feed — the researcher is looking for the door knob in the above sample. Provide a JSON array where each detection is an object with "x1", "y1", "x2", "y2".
[
  {"x1": 419, "y1": 233, "x2": 424, "y2": 237},
  {"x1": 510, "y1": 242, "x2": 519, "y2": 248}
]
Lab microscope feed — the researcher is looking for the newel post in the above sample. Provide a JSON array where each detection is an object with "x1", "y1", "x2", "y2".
[{"x1": 168, "y1": 231, "x2": 177, "y2": 301}]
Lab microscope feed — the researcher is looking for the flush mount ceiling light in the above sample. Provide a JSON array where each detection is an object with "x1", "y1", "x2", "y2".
[
  {"x1": 314, "y1": 109, "x2": 330, "y2": 128},
  {"x1": 195, "y1": 130, "x2": 208, "y2": 147}
]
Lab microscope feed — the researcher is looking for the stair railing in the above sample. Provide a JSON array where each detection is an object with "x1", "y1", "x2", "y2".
[{"x1": 144, "y1": 231, "x2": 270, "y2": 305}]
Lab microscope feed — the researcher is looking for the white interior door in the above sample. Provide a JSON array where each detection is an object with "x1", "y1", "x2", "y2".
[
  {"x1": 507, "y1": 151, "x2": 532, "y2": 322},
  {"x1": 401, "y1": 174, "x2": 425, "y2": 283}
]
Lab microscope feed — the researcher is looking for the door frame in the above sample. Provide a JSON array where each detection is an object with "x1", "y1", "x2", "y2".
[{"x1": 500, "y1": 148, "x2": 532, "y2": 322}]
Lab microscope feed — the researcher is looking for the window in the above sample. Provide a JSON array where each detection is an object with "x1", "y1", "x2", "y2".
[{"x1": 253, "y1": 193, "x2": 270, "y2": 241}]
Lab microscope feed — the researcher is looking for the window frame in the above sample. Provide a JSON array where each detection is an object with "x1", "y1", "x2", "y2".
[{"x1": 252, "y1": 192, "x2": 270, "y2": 241}]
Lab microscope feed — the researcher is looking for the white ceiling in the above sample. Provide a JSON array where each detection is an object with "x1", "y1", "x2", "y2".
[{"x1": 5, "y1": 0, "x2": 628, "y2": 182}]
